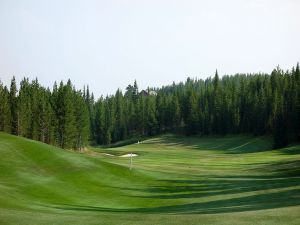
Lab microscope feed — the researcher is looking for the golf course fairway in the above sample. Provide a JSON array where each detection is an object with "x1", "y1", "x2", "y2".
[{"x1": 0, "y1": 132, "x2": 300, "y2": 225}]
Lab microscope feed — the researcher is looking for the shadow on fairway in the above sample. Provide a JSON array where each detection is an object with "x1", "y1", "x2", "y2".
[
  {"x1": 49, "y1": 138, "x2": 300, "y2": 215},
  {"x1": 125, "y1": 175, "x2": 300, "y2": 200},
  {"x1": 141, "y1": 135, "x2": 274, "y2": 154},
  {"x1": 279, "y1": 145, "x2": 300, "y2": 155},
  {"x1": 51, "y1": 187, "x2": 300, "y2": 214},
  {"x1": 51, "y1": 167, "x2": 300, "y2": 214}
]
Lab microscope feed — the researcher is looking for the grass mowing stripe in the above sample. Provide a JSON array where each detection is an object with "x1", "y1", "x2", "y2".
[{"x1": 1, "y1": 132, "x2": 300, "y2": 224}]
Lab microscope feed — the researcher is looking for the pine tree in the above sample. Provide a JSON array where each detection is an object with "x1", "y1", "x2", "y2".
[
  {"x1": 55, "y1": 81, "x2": 76, "y2": 148},
  {"x1": 103, "y1": 100, "x2": 112, "y2": 144},
  {"x1": 29, "y1": 78, "x2": 40, "y2": 140},
  {"x1": 94, "y1": 98, "x2": 105, "y2": 144},
  {"x1": 0, "y1": 82, "x2": 11, "y2": 132},
  {"x1": 156, "y1": 93, "x2": 166, "y2": 132},
  {"x1": 44, "y1": 88, "x2": 55, "y2": 144},
  {"x1": 126, "y1": 97, "x2": 136, "y2": 135},
  {"x1": 74, "y1": 91, "x2": 90, "y2": 150},
  {"x1": 273, "y1": 110, "x2": 288, "y2": 149},
  {"x1": 114, "y1": 89, "x2": 126, "y2": 141},
  {"x1": 85, "y1": 85, "x2": 96, "y2": 141},
  {"x1": 295, "y1": 63, "x2": 300, "y2": 140},
  {"x1": 136, "y1": 95, "x2": 146, "y2": 135},
  {"x1": 51, "y1": 81, "x2": 60, "y2": 146},
  {"x1": 18, "y1": 78, "x2": 32, "y2": 137},
  {"x1": 133, "y1": 80, "x2": 139, "y2": 101},
  {"x1": 185, "y1": 90, "x2": 199, "y2": 135},
  {"x1": 212, "y1": 70, "x2": 222, "y2": 134},
  {"x1": 202, "y1": 98, "x2": 210, "y2": 134},
  {"x1": 170, "y1": 95, "x2": 181, "y2": 130},
  {"x1": 9, "y1": 76, "x2": 18, "y2": 135},
  {"x1": 145, "y1": 96, "x2": 158, "y2": 135}
]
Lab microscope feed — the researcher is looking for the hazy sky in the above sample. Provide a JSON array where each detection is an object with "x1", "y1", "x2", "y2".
[{"x1": 0, "y1": 0, "x2": 299, "y2": 97}]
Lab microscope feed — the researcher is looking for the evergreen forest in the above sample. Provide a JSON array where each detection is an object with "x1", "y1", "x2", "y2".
[{"x1": 0, "y1": 63, "x2": 299, "y2": 149}]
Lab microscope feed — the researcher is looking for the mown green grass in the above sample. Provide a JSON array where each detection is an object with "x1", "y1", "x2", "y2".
[{"x1": 0, "y1": 132, "x2": 300, "y2": 225}]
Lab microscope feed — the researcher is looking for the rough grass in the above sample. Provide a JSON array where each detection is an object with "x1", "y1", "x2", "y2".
[{"x1": 0, "y1": 132, "x2": 300, "y2": 225}]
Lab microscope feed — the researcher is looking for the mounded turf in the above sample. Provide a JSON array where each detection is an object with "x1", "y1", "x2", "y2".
[{"x1": 0, "y1": 132, "x2": 300, "y2": 225}]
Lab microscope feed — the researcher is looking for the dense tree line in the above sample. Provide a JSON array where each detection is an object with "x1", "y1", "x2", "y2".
[
  {"x1": 0, "y1": 63, "x2": 299, "y2": 149},
  {"x1": 0, "y1": 78, "x2": 89, "y2": 150}
]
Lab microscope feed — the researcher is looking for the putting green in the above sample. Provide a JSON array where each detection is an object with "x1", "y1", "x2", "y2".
[{"x1": 0, "y1": 132, "x2": 299, "y2": 225}]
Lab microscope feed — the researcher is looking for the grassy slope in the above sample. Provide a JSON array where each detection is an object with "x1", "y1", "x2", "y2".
[{"x1": 0, "y1": 132, "x2": 300, "y2": 225}]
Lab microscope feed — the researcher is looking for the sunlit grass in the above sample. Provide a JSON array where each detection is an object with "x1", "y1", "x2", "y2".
[{"x1": 1, "y1": 132, "x2": 300, "y2": 225}]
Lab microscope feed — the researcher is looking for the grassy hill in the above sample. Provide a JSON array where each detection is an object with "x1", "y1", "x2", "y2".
[{"x1": 0, "y1": 132, "x2": 300, "y2": 225}]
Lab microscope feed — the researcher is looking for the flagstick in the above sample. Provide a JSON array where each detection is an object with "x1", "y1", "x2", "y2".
[{"x1": 130, "y1": 153, "x2": 132, "y2": 170}]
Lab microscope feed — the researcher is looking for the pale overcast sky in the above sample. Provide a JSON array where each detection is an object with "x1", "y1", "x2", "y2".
[{"x1": 0, "y1": 0, "x2": 299, "y2": 97}]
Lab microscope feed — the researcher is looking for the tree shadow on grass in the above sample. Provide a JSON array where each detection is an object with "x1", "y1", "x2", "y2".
[
  {"x1": 123, "y1": 175, "x2": 300, "y2": 200},
  {"x1": 254, "y1": 159, "x2": 300, "y2": 176},
  {"x1": 50, "y1": 169, "x2": 300, "y2": 215},
  {"x1": 141, "y1": 135, "x2": 273, "y2": 154},
  {"x1": 47, "y1": 148, "x2": 300, "y2": 215},
  {"x1": 278, "y1": 145, "x2": 300, "y2": 155},
  {"x1": 51, "y1": 187, "x2": 300, "y2": 214}
]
